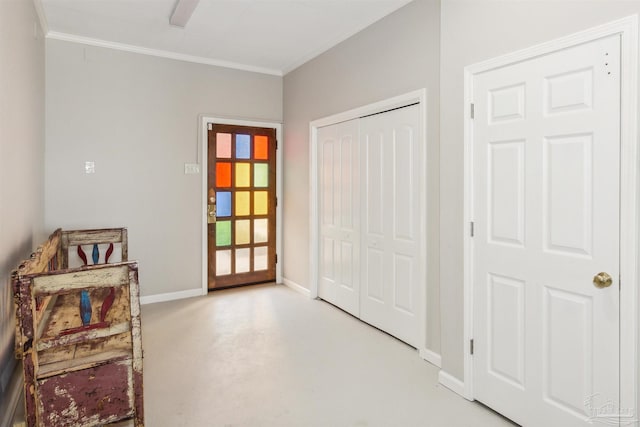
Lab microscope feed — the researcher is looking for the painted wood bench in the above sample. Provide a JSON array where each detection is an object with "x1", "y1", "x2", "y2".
[{"x1": 12, "y1": 228, "x2": 144, "y2": 427}]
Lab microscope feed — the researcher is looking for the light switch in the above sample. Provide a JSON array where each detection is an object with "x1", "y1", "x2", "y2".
[
  {"x1": 85, "y1": 161, "x2": 95, "y2": 174},
  {"x1": 184, "y1": 163, "x2": 200, "y2": 174}
]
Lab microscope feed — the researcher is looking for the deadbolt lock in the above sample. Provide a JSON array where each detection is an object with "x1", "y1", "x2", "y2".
[{"x1": 593, "y1": 272, "x2": 613, "y2": 289}]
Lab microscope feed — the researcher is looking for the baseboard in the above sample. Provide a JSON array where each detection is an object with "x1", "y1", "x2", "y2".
[
  {"x1": 0, "y1": 364, "x2": 22, "y2": 427},
  {"x1": 419, "y1": 348, "x2": 442, "y2": 368},
  {"x1": 281, "y1": 278, "x2": 311, "y2": 298},
  {"x1": 140, "y1": 288, "x2": 204, "y2": 305},
  {"x1": 438, "y1": 370, "x2": 465, "y2": 397}
]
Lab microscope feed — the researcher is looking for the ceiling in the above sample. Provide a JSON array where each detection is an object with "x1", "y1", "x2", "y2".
[{"x1": 39, "y1": 0, "x2": 413, "y2": 76}]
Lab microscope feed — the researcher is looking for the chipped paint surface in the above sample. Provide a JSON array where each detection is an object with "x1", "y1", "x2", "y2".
[{"x1": 38, "y1": 363, "x2": 133, "y2": 427}]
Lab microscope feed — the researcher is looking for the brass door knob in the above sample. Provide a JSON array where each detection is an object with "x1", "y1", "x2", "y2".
[{"x1": 593, "y1": 272, "x2": 613, "y2": 289}]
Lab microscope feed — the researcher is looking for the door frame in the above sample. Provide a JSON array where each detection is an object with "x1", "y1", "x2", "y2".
[
  {"x1": 200, "y1": 116, "x2": 283, "y2": 294},
  {"x1": 308, "y1": 88, "x2": 429, "y2": 355},
  {"x1": 462, "y1": 15, "x2": 639, "y2": 419}
]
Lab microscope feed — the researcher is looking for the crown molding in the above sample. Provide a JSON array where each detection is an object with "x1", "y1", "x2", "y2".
[
  {"x1": 32, "y1": 0, "x2": 49, "y2": 34},
  {"x1": 46, "y1": 31, "x2": 283, "y2": 77}
]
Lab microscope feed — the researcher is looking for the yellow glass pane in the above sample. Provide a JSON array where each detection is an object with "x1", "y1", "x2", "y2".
[
  {"x1": 254, "y1": 191, "x2": 268, "y2": 215},
  {"x1": 235, "y1": 191, "x2": 250, "y2": 216},
  {"x1": 236, "y1": 163, "x2": 250, "y2": 187},
  {"x1": 235, "y1": 220, "x2": 250, "y2": 245}
]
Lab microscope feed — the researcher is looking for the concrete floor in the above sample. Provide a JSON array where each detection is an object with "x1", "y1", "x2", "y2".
[{"x1": 141, "y1": 283, "x2": 517, "y2": 427}]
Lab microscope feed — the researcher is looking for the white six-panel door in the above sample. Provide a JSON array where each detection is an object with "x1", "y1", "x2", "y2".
[
  {"x1": 318, "y1": 119, "x2": 361, "y2": 316},
  {"x1": 360, "y1": 105, "x2": 422, "y2": 347},
  {"x1": 317, "y1": 104, "x2": 422, "y2": 347},
  {"x1": 472, "y1": 35, "x2": 620, "y2": 426}
]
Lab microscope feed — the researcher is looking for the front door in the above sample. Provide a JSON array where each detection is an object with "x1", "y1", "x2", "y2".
[
  {"x1": 472, "y1": 35, "x2": 620, "y2": 426},
  {"x1": 207, "y1": 124, "x2": 277, "y2": 290}
]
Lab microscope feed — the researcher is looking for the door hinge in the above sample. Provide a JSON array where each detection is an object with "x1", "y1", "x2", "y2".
[
  {"x1": 470, "y1": 221, "x2": 475, "y2": 237},
  {"x1": 275, "y1": 253, "x2": 278, "y2": 264},
  {"x1": 275, "y1": 139, "x2": 278, "y2": 150},
  {"x1": 470, "y1": 339, "x2": 474, "y2": 355},
  {"x1": 207, "y1": 123, "x2": 212, "y2": 131},
  {"x1": 275, "y1": 197, "x2": 278, "y2": 207},
  {"x1": 470, "y1": 103, "x2": 475, "y2": 119}
]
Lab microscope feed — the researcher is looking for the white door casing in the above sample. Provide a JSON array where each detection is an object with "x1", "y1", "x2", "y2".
[
  {"x1": 472, "y1": 33, "x2": 620, "y2": 427},
  {"x1": 360, "y1": 105, "x2": 422, "y2": 347},
  {"x1": 318, "y1": 119, "x2": 361, "y2": 316}
]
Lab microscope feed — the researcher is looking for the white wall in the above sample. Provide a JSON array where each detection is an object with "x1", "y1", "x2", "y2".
[
  {"x1": 440, "y1": 0, "x2": 640, "y2": 380},
  {"x1": 45, "y1": 40, "x2": 282, "y2": 298},
  {"x1": 0, "y1": 0, "x2": 45, "y2": 417},
  {"x1": 283, "y1": 0, "x2": 441, "y2": 353}
]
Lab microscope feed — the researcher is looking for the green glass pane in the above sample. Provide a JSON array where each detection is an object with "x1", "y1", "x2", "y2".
[
  {"x1": 216, "y1": 221, "x2": 231, "y2": 246},
  {"x1": 254, "y1": 164, "x2": 268, "y2": 187},
  {"x1": 236, "y1": 163, "x2": 250, "y2": 187},
  {"x1": 236, "y1": 220, "x2": 250, "y2": 245},
  {"x1": 236, "y1": 191, "x2": 250, "y2": 216}
]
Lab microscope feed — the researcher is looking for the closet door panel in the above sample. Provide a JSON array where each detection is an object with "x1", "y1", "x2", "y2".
[
  {"x1": 317, "y1": 120, "x2": 360, "y2": 316},
  {"x1": 360, "y1": 105, "x2": 421, "y2": 347}
]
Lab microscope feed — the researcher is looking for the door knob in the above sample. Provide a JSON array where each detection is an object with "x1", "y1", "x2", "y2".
[{"x1": 593, "y1": 272, "x2": 613, "y2": 289}]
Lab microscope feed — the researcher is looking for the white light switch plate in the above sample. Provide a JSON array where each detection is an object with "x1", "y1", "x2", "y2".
[
  {"x1": 85, "y1": 161, "x2": 95, "y2": 174},
  {"x1": 184, "y1": 163, "x2": 200, "y2": 174}
]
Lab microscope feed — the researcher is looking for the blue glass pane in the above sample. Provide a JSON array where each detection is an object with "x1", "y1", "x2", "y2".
[
  {"x1": 236, "y1": 134, "x2": 251, "y2": 159},
  {"x1": 216, "y1": 191, "x2": 231, "y2": 217}
]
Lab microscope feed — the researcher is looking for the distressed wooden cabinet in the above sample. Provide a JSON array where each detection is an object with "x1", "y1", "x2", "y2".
[{"x1": 12, "y1": 228, "x2": 144, "y2": 427}]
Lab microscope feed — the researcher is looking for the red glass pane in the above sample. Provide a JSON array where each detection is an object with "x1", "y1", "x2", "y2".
[
  {"x1": 216, "y1": 163, "x2": 231, "y2": 187},
  {"x1": 254, "y1": 136, "x2": 269, "y2": 160}
]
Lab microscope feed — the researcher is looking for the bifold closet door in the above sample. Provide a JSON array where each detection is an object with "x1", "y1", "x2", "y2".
[
  {"x1": 317, "y1": 119, "x2": 361, "y2": 317},
  {"x1": 360, "y1": 105, "x2": 422, "y2": 347}
]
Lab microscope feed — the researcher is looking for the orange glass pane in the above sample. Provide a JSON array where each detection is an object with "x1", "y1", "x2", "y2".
[
  {"x1": 236, "y1": 191, "x2": 250, "y2": 216},
  {"x1": 235, "y1": 163, "x2": 250, "y2": 187},
  {"x1": 216, "y1": 133, "x2": 232, "y2": 158},
  {"x1": 216, "y1": 163, "x2": 231, "y2": 187},
  {"x1": 254, "y1": 136, "x2": 269, "y2": 160},
  {"x1": 254, "y1": 191, "x2": 268, "y2": 215}
]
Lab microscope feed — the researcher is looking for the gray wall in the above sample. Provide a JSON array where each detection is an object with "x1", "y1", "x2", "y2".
[
  {"x1": 45, "y1": 39, "x2": 283, "y2": 298},
  {"x1": 282, "y1": 0, "x2": 441, "y2": 353},
  {"x1": 440, "y1": 0, "x2": 640, "y2": 380},
  {"x1": 0, "y1": 0, "x2": 45, "y2": 413}
]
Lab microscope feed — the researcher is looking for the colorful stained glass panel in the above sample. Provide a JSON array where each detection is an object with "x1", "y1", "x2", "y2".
[
  {"x1": 236, "y1": 191, "x2": 250, "y2": 216},
  {"x1": 216, "y1": 221, "x2": 231, "y2": 246},
  {"x1": 254, "y1": 191, "x2": 268, "y2": 215},
  {"x1": 216, "y1": 192, "x2": 231, "y2": 217},
  {"x1": 216, "y1": 163, "x2": 231, "y2": 187},
  {"x1": 235, "y1": 248, "x2": 250, "y2": 273},
  {"x1": 236, "y1": 220, "x2": 250, "y2": 245},
  {"x1": 236, "y1": 134, "x2": 251, "y2": 159},
  {"x1": 254, "y1": 246, "x2": 268, "y2": 271},
  {"x1": 254, "y1": 136, "x2": 268, "y2": 160},
  {"x1": 254, "y1": 164, "x2": 268, "y2": 187},
  {"x1": 216, "y1": 133, "x2": 232, "y2": 158},
  {"x1": 254, "y1": 219, "x2": 268, "y2": 243},
  {"x1": 216, "y1": 250, "x2": 231, "y2": 275},
  {"x1": 236, "y1": 163, "x2": 250, "y2": 187}
]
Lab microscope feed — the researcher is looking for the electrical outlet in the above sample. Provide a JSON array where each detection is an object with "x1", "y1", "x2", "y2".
[{"x1": 184, "y1": 163, "x2": 200, "y2": 174}]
